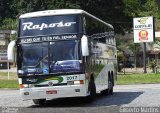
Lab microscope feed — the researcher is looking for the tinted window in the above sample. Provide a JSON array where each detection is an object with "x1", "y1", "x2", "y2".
[
  {"x1": 50, "y1": 40, "x2": 82, "y2": 73},
  {"x1": 18, "y1": 40, "x2": 82, "y2": 75}
]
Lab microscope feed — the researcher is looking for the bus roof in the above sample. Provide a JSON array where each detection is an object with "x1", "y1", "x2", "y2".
[{"x1": 19, "y1": 9, "x2": 114, "y2": 29}]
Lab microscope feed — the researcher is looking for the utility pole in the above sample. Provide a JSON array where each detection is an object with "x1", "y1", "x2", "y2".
[{"x1": 143, "y1": 42, "x2": 147, "y2": 73}]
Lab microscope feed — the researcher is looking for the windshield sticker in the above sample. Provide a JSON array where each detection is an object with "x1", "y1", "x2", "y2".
[
  {"x1": 50, "y1": 60, "x2": 81, "y2": 73},
  {"x1": 43, "y1": 67, "x2": 49, "y2": 74}
]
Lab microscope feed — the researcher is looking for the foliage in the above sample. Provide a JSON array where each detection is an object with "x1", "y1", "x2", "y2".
[
  {"x1": 123, "y1": 0, "x2": 141, "y2": 17},
  {"x1": 11, "y1": 33, "x2": 17, "y2": 41},
  {"x1": 117, "y1": 52, "x2": 125, "y2": 72},
  {"x1": 148, "y1": 60, "x2": 157, "y2": 73},
  {"x1": 0, "y1": 18, "x2": 17, "y2": 30},
  {"x1": 123, "y1": 0, "x2": 160, "y2": 18},
  {"x1": 0, "y1": 80, "x2": 19, "y2": 88},
  {"x1": 0, "y1": 0, "x2": 160, "y2": 33},
  {"x1": 11, "y1": 0, "x2": 80, "y2": 15},
  {"x1": 117, "y1": 52, "x2": 125, "y2": 62},
  {"x1": 117, "y1": 73, "x2": 160, "y2": 85}
]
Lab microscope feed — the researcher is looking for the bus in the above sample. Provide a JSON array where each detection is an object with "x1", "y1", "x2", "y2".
[{"x1": 7, "y1": 9, "x2": 117, "y2": 105}]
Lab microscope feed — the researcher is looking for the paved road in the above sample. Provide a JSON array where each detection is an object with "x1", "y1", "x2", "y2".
[{"x1": 0, "y1": 84, "x2": 160, "y2": 113}]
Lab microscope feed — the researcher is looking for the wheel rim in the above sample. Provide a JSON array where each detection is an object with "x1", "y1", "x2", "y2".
[{"x1": 108, "y1": 79, "x2": 113, "y2": 89}]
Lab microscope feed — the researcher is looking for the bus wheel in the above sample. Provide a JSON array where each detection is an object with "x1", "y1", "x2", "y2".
[
  {"x1": 108, "y1": 76, "x2": 113, "y2": 95},
  {"x1": 87, "y1": 79, "x2": 96, "y2": 102},
  {"x1": 33, "y1": 99, "x2": 46, "y2": 105}
]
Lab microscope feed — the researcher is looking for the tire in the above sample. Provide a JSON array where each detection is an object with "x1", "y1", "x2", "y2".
[
  {"x1": 108, "y1": 76, "x2": 113, "y2": 95},
  {"x1": 87, "y1": 79, "x2": 96, "y2": 102},
  {"x1": 101, "y1": 88, "x2": 108, "y2": 95},
  {"x1": 101, "y1": 75, "x2": 113, "y2": 95},
  {"x1": 33, "y1": 99, "x2": 46, "y2": 105}
]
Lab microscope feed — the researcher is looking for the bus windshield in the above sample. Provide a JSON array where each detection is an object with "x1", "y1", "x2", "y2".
[{"x1": 19, "y1": 40, "x2": 82, "y2": 75}]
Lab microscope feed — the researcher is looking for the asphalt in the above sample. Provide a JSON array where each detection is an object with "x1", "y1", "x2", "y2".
[{"x1": 1, "y1": 84, "x2": 160, "y2": 111}]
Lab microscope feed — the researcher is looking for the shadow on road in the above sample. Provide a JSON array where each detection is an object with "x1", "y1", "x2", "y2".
[{"x1": 30, "y1": 91, "x2": 143, "y2": 108}]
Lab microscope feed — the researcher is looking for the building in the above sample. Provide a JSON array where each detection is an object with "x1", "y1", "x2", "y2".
[
  {"x1": 0, "y1": 30, "x2": 16, "y2": 69},
  {"x1": 117, "y1": 32, "x2": 160, "y2": 68}
]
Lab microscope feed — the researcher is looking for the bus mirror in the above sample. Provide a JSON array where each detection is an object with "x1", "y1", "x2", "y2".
[
  {"x1": 81, "y1": 35, "x2": 89, "y2": 56},
  {"x1": 7, "y1": 40, "x2": 16, "y2": 62}
]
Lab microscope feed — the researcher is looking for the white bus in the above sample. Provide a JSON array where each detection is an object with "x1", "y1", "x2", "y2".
[{"x1": 8, "y1": 9, "x2": 117, "y2": 105}]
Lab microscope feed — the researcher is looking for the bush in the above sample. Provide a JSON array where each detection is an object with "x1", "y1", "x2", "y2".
[{"x1": 149, "y1": 60, "x2": 156, "y2": 73}]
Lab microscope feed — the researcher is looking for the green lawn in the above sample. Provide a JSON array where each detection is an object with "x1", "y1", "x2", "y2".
[
  {"x1": 0, "y1": 72, "x2": 19, "y2": 89},
  {"x1": 1, "y1": 72, "x2": 160, "y2": 88},
  {"x1": 117, "y1": 73, "x2": 160, "y2": 85},
  {"x1": 0, "y1": 80, "x2": 19, "y2": 88}
]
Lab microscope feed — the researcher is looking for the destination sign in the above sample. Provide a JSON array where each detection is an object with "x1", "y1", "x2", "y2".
[
  {"x1": 22, "y1": 21, "x2": 76, "y2": 31},
  {"x1": 19, "y1": 34, "x2": 78, "y2": 43},
  {"x1": 19, "y1": 15, "x2": 82, "y2": 37}
]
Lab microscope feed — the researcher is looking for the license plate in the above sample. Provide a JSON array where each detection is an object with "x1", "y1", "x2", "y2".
[{"x1": 46, "y1": 90, "x2": 57, "y2": 94}]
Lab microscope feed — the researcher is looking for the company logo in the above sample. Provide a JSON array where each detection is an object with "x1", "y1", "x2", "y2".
[
  {"x1": 139, "y1": 30, "x2": 148, "y2": 41},
  {"x1": 48, "y1": 81, "x2": 53, "y2": 86},
  {"x1": 138, "y1": 17, "x2": 148, "y2": 24},
  {"x1": 26, "y1": 78, "x2": 37, "y2": 83},
  {"x1": 135, "y1": 17, "x2": 152, "y2": 29},
  {"x1": 22, "y1": 21, "x2": 76, "y2": 31}
]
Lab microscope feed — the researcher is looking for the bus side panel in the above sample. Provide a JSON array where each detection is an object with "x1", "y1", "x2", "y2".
[
  {"x1": 89, "y1": 42, "x2": 116, "y2": 93},
  {"x1": 83, "y1": 14, "x2": 117, "y2": 93}
]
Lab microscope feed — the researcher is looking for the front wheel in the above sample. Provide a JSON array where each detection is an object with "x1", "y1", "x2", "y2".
[
  {"x1": 87, "y1": 79, "x2": 96, "y2": 102},
  {"x1": 33, "y1": 99, "x2": 46, "y2": 105}
]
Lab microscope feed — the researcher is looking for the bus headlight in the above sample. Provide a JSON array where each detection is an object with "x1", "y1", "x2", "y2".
[
  {"x1": 74, "y1": 80, "x2": 84, "y2": 85},
  {"x1": 20, "y1": 84, "x2": 29, "y2": 88},
  {"x1": 67, "y1": 80, "x2": 84, "y2": 85}
]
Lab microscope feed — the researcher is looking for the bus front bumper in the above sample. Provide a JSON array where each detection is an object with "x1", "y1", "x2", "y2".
[{"x1": 20, "y1": 85, "x2": 88, "y2": 100}]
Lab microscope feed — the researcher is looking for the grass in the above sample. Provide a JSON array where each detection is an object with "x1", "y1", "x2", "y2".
[
  {"x1": 1, "y1": 71, "x2": 160, "y2": 88},
  {"x1": 0, "y1": 72, "x2": 19, "y2": 89},
  {"x1": 0, "y1": 80, "x2": 19, "y2": 88},
  {"x1": 117, "y1": 73, "x2": 160, "y2": 85}
]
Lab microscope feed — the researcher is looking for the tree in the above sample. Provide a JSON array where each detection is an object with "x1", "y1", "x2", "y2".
[
  {"x1": 127, "y1": 41, "x2": 141, "y2": 68},
  {"x1": 11, "y1": 0, "x2": 80, "y2": 16},
  {"x1": 1, "y1": 0, "x2": 160, "y2": 33},
  {"x1": 0, "y1": 18, "x2": 17, "y2": 30}
]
